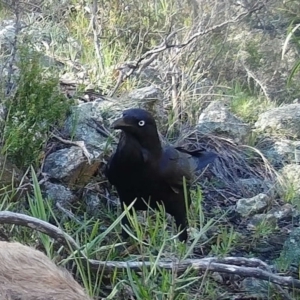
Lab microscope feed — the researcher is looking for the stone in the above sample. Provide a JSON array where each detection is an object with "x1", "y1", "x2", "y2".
[
  {"x1": 255, "y1": 104, "x2": 300, "y2": 138},
  {"x1": 236, "y1": 178, "x2": 266, "y2": 197},
  {"x1": 279, "y1": 227, "x2": 300, "y2": 267},
  {"x1": 197, "y1": 100, "x2": 251, "y2": 143},
  {"x1": 63, "y1": 99, "x2": 115, "y2": 157},
  {"x1": 42, "y1": 182, "x2": 78, "y2": 207},
  {"x1": 268, "y1": 203, "x2": 299, "y2": 221},
  {"x1": 247, "y1": 213, "x2": 277, "y2": 230},
  {"x1": 84, "y1": 191, "x2": 101, "y2": 217},
  {"x1": 43, "y1": 146, "x2": 100, "y2": 188},
  {"x1": 259, "y1": 138, "x2": 300, "y2": 167},
  {"x1": 236, "y1": 193, "x2": 269, "y2": 217},
  {"x1": 128, "y1": 86, "x2": 164, "y2": 126},
  {"x1": 242, "y1": 277, "x2": 271, "y2": 298}
]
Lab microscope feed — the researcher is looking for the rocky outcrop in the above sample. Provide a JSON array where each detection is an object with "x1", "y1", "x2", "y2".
[
  {"x1": 197, "y1": 100, "x2": 251, "y2": 143},
  {"x1": 255, "y1": 104, "x2": 300, "y2": 138}
]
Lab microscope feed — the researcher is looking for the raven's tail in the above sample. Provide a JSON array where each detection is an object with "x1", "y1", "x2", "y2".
[
  {"x1": 193, "y1": 151, "x2": 218, "y2": 170},
  {"x1": 176, "y1": 147, "x2": 218, "y2": 170}
]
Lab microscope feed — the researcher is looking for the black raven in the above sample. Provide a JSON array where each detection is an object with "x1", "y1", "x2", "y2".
[{"x1": 105, "y1": 108, "x2": 217, "y2": 242}]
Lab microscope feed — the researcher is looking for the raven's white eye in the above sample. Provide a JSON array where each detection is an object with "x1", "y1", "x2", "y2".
[{"x1": 138, "y1": 120, "x2": 145, "y2": 127}]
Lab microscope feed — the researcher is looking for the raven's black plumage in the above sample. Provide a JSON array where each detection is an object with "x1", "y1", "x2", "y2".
[{"x1": 105, "y1": 108, "x2": 217, "y2": 242}]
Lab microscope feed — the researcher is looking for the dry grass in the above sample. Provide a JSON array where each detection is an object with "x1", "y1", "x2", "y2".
[{"x1": 166, "y1": 129, "x2": 278, "y2": 200}]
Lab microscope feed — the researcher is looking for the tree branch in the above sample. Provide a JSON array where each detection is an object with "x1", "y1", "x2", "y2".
[
  {"x1": 109, "y1": 1, "x2": 264, "y2": 95},
  {"x1": 0, "y1": 211, "x2": 80, "y2": 250},
  {"x1": 0, "y1": 211, "x2": 299, "y2": 291}
]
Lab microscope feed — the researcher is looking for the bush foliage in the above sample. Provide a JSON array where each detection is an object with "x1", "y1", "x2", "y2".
[{"x1": 3, "y1": 48, "x2": 73, "y2": 168}]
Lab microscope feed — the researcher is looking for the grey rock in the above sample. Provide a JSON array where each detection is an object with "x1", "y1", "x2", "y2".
[
  {"x1": 84, "y1": 191, "x2": 101, "y2": 217},
  {"x1": 279, "y1": 227, "x2": 300, "y2": 266},
  {"x1": 237, "y1": 178, "x2": 266, "y2": 197},
  {"x1": 0, "y1": 20, "x2": 57, "y2": 67},
  {"x1": 210, "y1": 272, "x2": 223, "y2": 284},
  {"x1": 128, "y1": 86, "x2": 163, "y2": 103},
  {"x1": 255, "y1": 104, "x2": 300, "y2": 138},
  {"x1": 236, "y1": 193, "x2": 269, "y2": 217},
  {"x1": 43, "y1": 146, "x2": 100, "y2": 188},
  {"x1": 43, "y1": 146, "x2": 85, "y2": 179},
  {"x1": 197, "y1": 100, "x2": 251, "y2": 143},
  {"x1": 247, "y1": 203, "x2": 298, "y2": 233},
  {"x1": 128, "y1": 86, "x2": 164, "y2": 126},
  {"x1": 268, "y1": 203, "x2": 299, "y2": 221},
  {"x1": 247, "y1": 213, "x2": 277, "y2": 230},
  {"x1": 42, "y1": 182, "x2": 78, "y2": 207},
  {"x1": 138, "y1": 66, "x2": 163, "y2": 86},
  {"x1": 83, "y1": 191, "x2": 111, "y2": 232},
  {"x1": 63, "y1": 100, "x2": 114, "y2": 157},
  {"x1": 259, "y1": 138, "x2": 300, "y2": 166},
  {"x1": 242, "y1": 277, "x2": 272, "y2": 298}
]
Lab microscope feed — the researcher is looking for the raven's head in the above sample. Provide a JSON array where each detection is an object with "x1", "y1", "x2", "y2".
[{"x1": 111, "y1": 108, "x2": 162, "y2": 155}]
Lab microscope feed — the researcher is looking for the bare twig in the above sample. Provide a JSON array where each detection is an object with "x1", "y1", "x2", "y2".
[
  {"x1": 109, "y1": 73, "x2": 123, "y2": 97},
  {"x1": 0, "y1": 211, "x2": 299, "y2": 291},
  {"x1": 86, "y1": 118, "x2": 118, "y2": 143},
  {"x1": 0, "y1": 211, "x2": 80, "y2": 250},
  {"x1": 87, "y1": 259, "x2": 300, "y2": 290},
  {"x1": 51, "y1": 134, "x2": 92, "y2": 164},
  {"x1": 109, "y1": 2, "x2": 264, "y2": 96},
  {"x1": 169, "y1": 2, "x2": 264, "y2": 49},
  {"x1": 170, "y1": 62, "x2": 180, "y2": 121}
]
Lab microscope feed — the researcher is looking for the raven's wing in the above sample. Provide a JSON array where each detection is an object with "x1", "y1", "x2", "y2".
[
  {"x1": 159, "y1": 146, "x2": 217, "y2": 194},
  {"x1": 175, "y1": 146, "x2": 218, "y2": 171}
]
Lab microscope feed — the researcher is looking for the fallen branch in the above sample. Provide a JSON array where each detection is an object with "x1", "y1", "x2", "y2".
[
  {"x1": 86, "y1": 258, "x2": 300, "y2": 289},
  {"x1": 0, "y1": 211, "x2": 299, "y2": 291},
  {"x1": 0, "y1": 211, "x2": 80, "y2": 250}
]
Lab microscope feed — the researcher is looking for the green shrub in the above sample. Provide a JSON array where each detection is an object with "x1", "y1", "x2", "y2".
[{"x1": 3, "y1": 48, "x2": 73, "y2": 168}]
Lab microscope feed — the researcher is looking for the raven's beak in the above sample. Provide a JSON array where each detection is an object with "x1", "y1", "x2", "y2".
[{"x1": 111, "y1": 117, "x2": 132, "y2": 129}]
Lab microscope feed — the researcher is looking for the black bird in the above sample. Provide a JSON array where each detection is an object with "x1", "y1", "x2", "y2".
[{"x1": 105, "y1": 108, "x2": 217, "y2": 242}]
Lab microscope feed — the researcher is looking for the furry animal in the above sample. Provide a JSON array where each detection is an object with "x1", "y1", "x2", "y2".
[
  {"x1": 105, "y1": 108, "x2": 217, "y2": 242},
  {"x1": 0, "y1": 241, "x2": 91, "y2": 300}
]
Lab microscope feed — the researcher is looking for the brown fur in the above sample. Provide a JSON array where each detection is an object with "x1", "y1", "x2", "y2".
[{"x1": 0, "y1": 241, "x2": 92, "y2": 300}]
